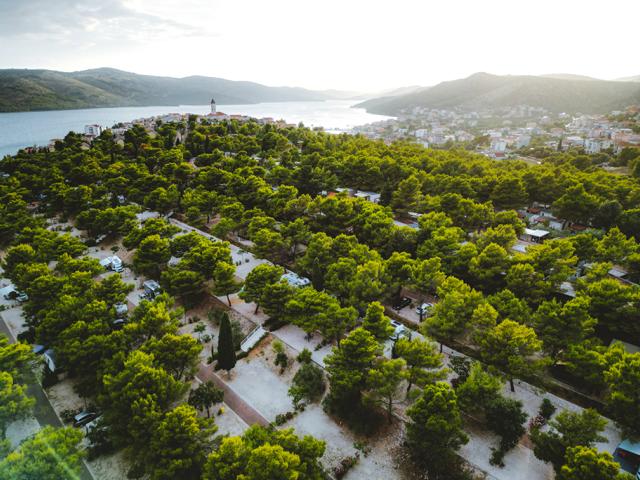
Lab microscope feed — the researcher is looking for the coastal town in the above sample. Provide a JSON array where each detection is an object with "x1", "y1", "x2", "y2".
[{"x1": 353, "y1": 104, "x2": 640, "y2": 162}]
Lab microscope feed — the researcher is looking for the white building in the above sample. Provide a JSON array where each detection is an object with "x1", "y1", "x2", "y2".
[
  {"x1": 490, "y1": 139, "x2": 507, "y2": 152},
  {"x1": 516, "y1": 134, "x2": 532, "y2": 148},
  {"x1": 354, "y1": 190, "x2": 381, "y2": 204},
  {"x1": 210, "y1": 98, "x2": 216, "y2": 114},
  {"x1": 84, "y1": 124, "x2": 103, "y2": 137},
  {"x1": 520, "y1": 228, "x2": 550, "y2": 244},
  {"x1": 564, "y1": 136, "x2": 585, "y2": 149}
]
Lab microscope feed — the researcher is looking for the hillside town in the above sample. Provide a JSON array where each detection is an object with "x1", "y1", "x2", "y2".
[{"x1": 352, "y1": 104, "x2": 640, "y2": 161}]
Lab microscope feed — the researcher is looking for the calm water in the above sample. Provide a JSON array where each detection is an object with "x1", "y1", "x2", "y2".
[{"x1": 0, "y1": 100, "x2": 392, "y2": 157}]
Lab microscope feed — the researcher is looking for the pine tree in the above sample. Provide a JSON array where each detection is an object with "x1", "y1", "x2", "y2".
[
  {"x1": 217, "y1": 313, "x2": 236, "y2": 376},
  {"x1": 361, "y1": 301, "x2": 394, "y2": 343},
  {"x1": 406, "y1": 382, "x2": 468, "y2": 478}
]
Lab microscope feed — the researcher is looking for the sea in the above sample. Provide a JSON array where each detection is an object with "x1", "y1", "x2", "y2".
[{"x1": 0, "y1": 100, "x2": 393, "y2": 157}]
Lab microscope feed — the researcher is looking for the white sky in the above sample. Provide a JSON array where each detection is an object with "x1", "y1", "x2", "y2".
[{"x1": 0, "y1": 0, "x2": 638, "y2": 92}]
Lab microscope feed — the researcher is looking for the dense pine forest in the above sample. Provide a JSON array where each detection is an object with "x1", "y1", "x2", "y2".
[{"x1": 1, "y1": 117, "x2": 639, "y2": 480}]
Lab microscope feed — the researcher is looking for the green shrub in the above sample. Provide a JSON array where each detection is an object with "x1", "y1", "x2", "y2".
[
  {"x1": 539, "y1": 398, "x2": 556, "y2": 420},
  {"x1": 297, "y1": 348, "x2": 312, "y2": 364}
]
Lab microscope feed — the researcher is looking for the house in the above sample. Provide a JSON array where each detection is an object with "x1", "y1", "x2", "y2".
[
  {"x1": 414, "y1": 129, "x2": 429, "y2": 139},
  {"x1": 584, "y1": 138, "x2": 612, "y2": 154},
  {"x1": 281, "y1": 272, "x2": 311, "y2": 288},
  {"x1": 516, "y1": 134, "x2": 532, "y2": 148},
  {"x1": 608, "y1": 265, "x2": 637, "y2": 285},
  {"x1": 520, "y1": 228, "x2": 550, "y2": 244},
  {"x1": 206, "y1": 112, "x2": 229, "y2": 121},
  {"x1": 354, "y1": 190, "x2": 381, "y2": 204},
  {"x1": 582, "y1": 264, "x2": 637, "y2": 286},
  {"x1": 563, "y1": 136, "x2": 585, "y2": 149},
  {"x1": 491, "y1": 139, "x2": 507, "y2": 152},
  {"x1": 528, "y1": 210, "x2": 565, "y2": 231},
  {"x1": 84, "y1": 124, "x2": 103, "y2": 137},
  {"x1": 157, "y1": 113, "x2": 184, "y2": 123}
]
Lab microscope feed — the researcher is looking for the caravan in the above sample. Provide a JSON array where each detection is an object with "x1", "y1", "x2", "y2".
[{"x1": 99, "y1": 256, "x2": 124, "y2": 273}]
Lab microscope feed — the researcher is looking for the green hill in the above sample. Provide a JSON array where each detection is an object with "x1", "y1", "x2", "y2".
[
  {"x1": 0, "y1": 68, "x2": 333, "y2": 112},
  {"x1": 356, "y1": 72, "x2": 640, "y2": 115}
]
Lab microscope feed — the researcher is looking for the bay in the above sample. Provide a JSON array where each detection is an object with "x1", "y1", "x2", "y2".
[{"x1": 0, "y1": 100, "x2": 392, "y2": 157}]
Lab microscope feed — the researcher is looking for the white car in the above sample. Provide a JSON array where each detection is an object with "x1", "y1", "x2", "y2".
[
  {"x1": 416, "y1": 303, "x2": 434, "y2": 316},
  {"x1": 73, "y1": 411, "x2": 99, "y2": 428},
  {"x1": 114, "y1": 303, "x2": 128, "y2": 317},
  {"x1": 389, "y1": 320, "x2": 408, "y2": 340}
]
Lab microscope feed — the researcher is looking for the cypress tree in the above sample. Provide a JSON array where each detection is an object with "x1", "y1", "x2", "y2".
[{"x1": 217, "y1": 313, "x2": 236, "y2": 376}]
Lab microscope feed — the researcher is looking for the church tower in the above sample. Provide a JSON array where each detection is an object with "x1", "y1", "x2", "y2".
[{"x1": 210, "y1": 98, "x2": 216, "y2": 114}]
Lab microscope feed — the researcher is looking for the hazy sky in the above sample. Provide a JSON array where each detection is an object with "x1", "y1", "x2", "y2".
[{"x1": 0, "y1": 0, "x2": 638, "y2": 92}]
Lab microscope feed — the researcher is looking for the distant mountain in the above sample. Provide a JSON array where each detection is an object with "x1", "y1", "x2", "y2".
[
  {"x1": 318, "y1": 89, "x2": 363, "y2": 100},
  {"x1": 539, "y1": 73, "x2": 600, "y2": 81},
  {"x1": 349, "y1": 85, "x2": 427, "y2": 102},
  {"x1": 616, "y1": 75, "x2": 640, "y2": 83},
  {"x1": 378, "y1": 85, "x2": 427, "y2": 97},
  {"x1": 0, "y1": 68, "x2": 335, "y2": 112},
  {"x1": 356, "y1": 72, "x2": 640, "y2": 115}
]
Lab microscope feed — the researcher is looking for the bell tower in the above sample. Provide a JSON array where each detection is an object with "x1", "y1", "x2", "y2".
[{"x1": 210, "y1": 98, "x2": 216, "y2": 114}]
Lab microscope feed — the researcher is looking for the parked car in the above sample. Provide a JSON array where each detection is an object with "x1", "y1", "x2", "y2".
[
  {"x1": 389, "y1": 320, "x2": 410, "y2": 340},
  {"x1": 73, "y1": 411, "x2": 99, "y2": 428},
  {"x1": 1, "y1": 286, "x2": 28, "y2": 302},
  {"x1": 392, "y1": 297, "x2": 412, "y2": 311},
  {"x1": 141, "y1": 280, "x2": 162, "y2": 300},
  {"x1": 112, "y1": 318, "x2": 126, "y2": 330},
  {"x1": 32, "y1": 344, "x2": 47, "y2": 355},
  {"x1": 614, "y1": 440, "x2": 640, "y2": 480},
  {"x1": 114, "y1": 302, "x2": 128, "y2": 317},
  {"x1": 416, "y1": 303, "x2": 434, "y2": 316},
  {"x1": 83, "y1": 415, "x2": 103, "y2": 435}
]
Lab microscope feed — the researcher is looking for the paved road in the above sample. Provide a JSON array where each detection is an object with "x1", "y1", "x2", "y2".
[
  {"x1": 0, "y1": 316, "x2": 94, "y2": 480},
  {"x1": 196, "y1": 363, "x2": 269, "y2": 427}
]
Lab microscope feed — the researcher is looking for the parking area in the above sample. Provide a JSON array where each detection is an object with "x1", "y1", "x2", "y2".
[{"x1": 385, "y1": 293, "x2": 438, "y2": 326}]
